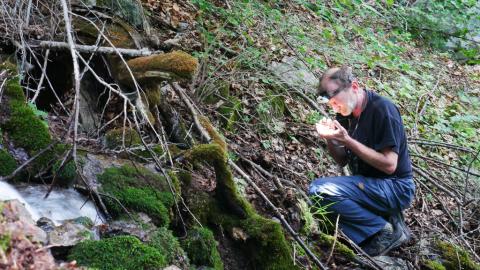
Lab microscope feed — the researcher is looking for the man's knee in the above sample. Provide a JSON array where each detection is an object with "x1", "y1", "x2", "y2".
[{"x1": 308, "y1": 176, "x2": 347, "y2": 197}]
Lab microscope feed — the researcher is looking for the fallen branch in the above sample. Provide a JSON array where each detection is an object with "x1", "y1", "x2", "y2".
[{"x1": 37, "y1": 40, "x2": 162, "y2": 57}]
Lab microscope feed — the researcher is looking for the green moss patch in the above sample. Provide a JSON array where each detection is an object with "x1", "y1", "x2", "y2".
[
  {"x1": 68, "y1": 235, "x2": 166, "y2": 270},
  {"x1": 148, "y1": 227, "x2": 189, "y2": 268},
  {"x1": 316, "y1": 233, "x2": 356, "y2": 260},
  {"x1": 4, "y1": 100, "x2": 51, "y2": 154},
  {"x1": 105, "y1": 128, "x2": 141, "y2": 149},
  {"x1": 181, "y1": 227, "x2": 223, "y2": 270},
  {"x1": 0, "y1": 149, "x2": 16, "y2": 176},
  {"x1": 424, "y1": 260, "x2": 447, "y2": 270},
  {"x1": 435, "y1": 240, "x2": 480, "y2": 270},
  {"x1": 97, "y1": 165, "x2": 174, "y2": 226},
  {"x1": 0, "y1": 76, "x2": 55, "y2": 179}
]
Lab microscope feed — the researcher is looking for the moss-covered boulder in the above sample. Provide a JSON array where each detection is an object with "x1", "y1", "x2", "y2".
[
  {"x1": 68, "y1": 235, "x2": 166, "y2": 270},
  {"x1": 0, "y1": 64, "x2": 58, "y2": 179},
  {"x1": 97, "y1": 165, "x2": 176, "y2": 226},
  {"x1": 181, "y1": 226, "x2": 223, "y2": 270},
  {"x1": 104, "y1": 127, "x2": 142, "y2": 149}
]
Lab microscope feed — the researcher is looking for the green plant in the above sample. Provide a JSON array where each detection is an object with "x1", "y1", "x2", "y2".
[{"x1": 310, "y1": 196, "x2": 334, "y2": 233}]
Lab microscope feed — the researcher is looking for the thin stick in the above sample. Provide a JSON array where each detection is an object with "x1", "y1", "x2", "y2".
[
  {"x1": 31, "y1": 49, "x2": 49, "y2": 103},
  {"x1": 326, "y1": 215, "x2": 340, "y2": 264}
]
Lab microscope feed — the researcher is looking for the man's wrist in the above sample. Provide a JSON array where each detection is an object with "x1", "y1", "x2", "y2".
[
  {"x1": 343, "y1": 136, "x2": 355, "y2": 148},
  {"x1": 328, "y1": 139, "x2": 344, "y2": 147}
]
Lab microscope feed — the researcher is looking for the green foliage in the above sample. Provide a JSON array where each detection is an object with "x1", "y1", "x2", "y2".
[
  {"x1": 148, "y1": 227, "x2": 189, "y2": 267},
  {"x1": 305, "y1": 111, "x2": 323, "y2": 125},
  {"x1": 0, "y1": 149, "x2": 16, "y2": 176},
  {"x1": 68, "y1": 235, "x2": 166, "y2": 270},
  {"x1": 97, "y1": 165, "x2": 174, "y2": 226},
  {"x1": 310, "y1": 197, "x2": 334, "y2": 233},
  {"x1": 218, "y1": 96, "x2": 242, "y2": 131},
  {"x1": 181, "y1": 227, "x2": 223, "y2": 270}
]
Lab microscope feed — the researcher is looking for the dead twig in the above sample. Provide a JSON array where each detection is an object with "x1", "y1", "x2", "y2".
[{"x1": 37, "y1": 40, "x2": 162, "y2": 56}]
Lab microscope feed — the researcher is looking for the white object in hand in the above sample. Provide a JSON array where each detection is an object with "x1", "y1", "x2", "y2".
[{"x1": 316, "y1": 118, "x2": 337, "y2": 136}]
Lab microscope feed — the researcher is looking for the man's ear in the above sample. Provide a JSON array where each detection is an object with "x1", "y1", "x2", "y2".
[{"x1": 351, "y1": 80, "x2": 359, "y2": 92}]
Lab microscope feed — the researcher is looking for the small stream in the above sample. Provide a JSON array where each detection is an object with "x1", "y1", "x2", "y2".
[{"x1": 0, "y1": 181, "x2": 103, "y2": 225}]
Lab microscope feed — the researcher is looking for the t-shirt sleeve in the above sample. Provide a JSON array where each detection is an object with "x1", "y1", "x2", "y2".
[{"x1": 373, "y1": 106, "x2": 403, "y2": 154}]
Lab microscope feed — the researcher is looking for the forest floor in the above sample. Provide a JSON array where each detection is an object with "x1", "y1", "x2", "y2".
[{"x1": 149, "y1": 0, "x2": 480, "y2": 268}]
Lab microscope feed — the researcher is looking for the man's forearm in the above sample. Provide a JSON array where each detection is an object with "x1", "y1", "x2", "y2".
[
  {"x1": 327, "y1": 140, "x2": 348, "y2": 166},
  {"x1": 344, "y1": 137, "x2": 397, "y2": 174}
]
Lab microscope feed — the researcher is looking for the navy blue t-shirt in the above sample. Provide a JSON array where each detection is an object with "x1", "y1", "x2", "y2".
[{"x1": 337, "y1": 90, "x2": 412, "y2": 178}]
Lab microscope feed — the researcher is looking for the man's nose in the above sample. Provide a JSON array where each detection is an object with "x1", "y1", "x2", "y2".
[{"x1": 329, "y1": 99, "x2": 339, "y2": 110}]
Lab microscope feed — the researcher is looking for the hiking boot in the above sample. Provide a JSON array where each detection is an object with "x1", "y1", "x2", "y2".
[
  {"x1": 360, "y1": 222, "x2": 407, "y2": 257},
  {"x1": 389, "y1": 212, "x2": 411, "y2": 242}
]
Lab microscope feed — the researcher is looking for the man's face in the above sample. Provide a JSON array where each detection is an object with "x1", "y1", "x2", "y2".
[
  {"x1": 321, "y1": 80, "x2": 356, "y2": 116},
  {"x1": 328, "y1": 89, "x2": 356, "y2": 116}
]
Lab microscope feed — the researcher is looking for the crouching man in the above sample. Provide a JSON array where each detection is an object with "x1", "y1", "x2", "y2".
[{"x1": 308, "y1": 66, "x2": 415, "y2": 256}]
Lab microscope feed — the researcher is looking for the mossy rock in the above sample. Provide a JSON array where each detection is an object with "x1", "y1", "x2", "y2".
[
  {"x1": 97, "y1": 165, "x2": 174, "y2": 226},
  {"x1": 118, "y1": 51, "x2": 198, "y2": 86},
  {"x1": 3, "y1": 98, "x2": 51, "y2": 154},
  {"x1": 148, "y1": 227, "x2": 189, "y2": 268},
  {"x1": 181, "y1": 227, "x2": 223, "y2": 270},
  {"x1": 185, "y1": 129, "x2": 297, "y2": 269},
  {"x1": 435, "y1": 240, "x2": 480, "y2": 270},
  {"x1": 0, "y1": 149, "x2": 16, "y2": 176},
  {"x1": 0, "y1": 72, "x2": 55, "y2": 178},
  {"x1": 104, "y1": 127, "x2": 141, "y2": 149},
  {"x1": 68, "y1": 235, "x2": 166, "y2": 270}
]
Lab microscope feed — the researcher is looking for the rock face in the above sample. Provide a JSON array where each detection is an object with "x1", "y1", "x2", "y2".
[
  {"x1": 0, "y1": 200, "x2": 57, "y2": 269},
  {"x1": 270, "y1": 56, "x2": 319, "y2": 94}
]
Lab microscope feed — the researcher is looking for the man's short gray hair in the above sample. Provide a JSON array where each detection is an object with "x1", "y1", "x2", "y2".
[{"x1": 318, "y1": 66, "x2": 355, "y2": 95}]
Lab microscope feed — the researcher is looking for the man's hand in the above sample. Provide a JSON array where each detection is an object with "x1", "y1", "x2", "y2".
[{"x1": 315, "y1": 118, "x2": 350, "y2": 144}]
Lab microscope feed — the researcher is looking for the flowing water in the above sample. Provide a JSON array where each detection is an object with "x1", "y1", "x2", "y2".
[{"x1": 0, "y1": 181, "x2": 103, "y2": 225}]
